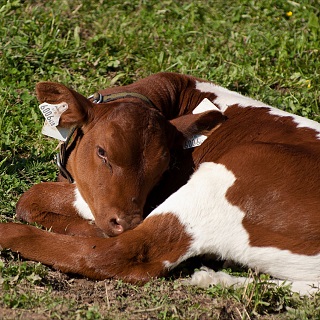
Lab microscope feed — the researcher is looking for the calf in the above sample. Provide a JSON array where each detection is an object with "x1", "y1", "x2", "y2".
[{"x1": 1, "y1": 72, "x2": 320, "y2": 295}]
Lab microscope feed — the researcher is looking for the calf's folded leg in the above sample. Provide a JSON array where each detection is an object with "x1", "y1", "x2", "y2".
[
  {"x1": 0, "y1": 213, "x2": 191, "y2": 282},
  {"x1": 16, "y1": 182, "x2": 105, "y2": 237}
]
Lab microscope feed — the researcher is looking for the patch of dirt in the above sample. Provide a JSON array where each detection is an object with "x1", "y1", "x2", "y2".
[
  {"x1": 46, "y1": 272, "x2": 224, "y2": 319},
  {"x1": 0, "y1": 256, "x2": 290, "y2": 319}
]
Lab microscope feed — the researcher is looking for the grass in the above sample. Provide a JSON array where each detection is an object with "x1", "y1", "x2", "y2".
[{"x1": 0, "y1": 0, "x2": 319, "y2": 318}]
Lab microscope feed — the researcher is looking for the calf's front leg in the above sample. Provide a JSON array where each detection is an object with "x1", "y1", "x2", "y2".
[
  {"x1": 0, "y1": 213, "x2": 191, "y2": 282},
  {"x1": 16, "y1": 182, "x2": 105, "y2": 237}
]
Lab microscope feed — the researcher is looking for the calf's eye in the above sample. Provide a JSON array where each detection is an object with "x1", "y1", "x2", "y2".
[
  {"x1": 97, "y1": 147, "x2": 106, "y2": 158},
  {"x1": 96, "y1": 146, "x2": 112, "y2": 172}
]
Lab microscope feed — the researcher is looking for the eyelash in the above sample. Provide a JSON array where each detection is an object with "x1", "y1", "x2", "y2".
[{"x1": 97, "y1": 147, "x2": 112, "y2": 172}]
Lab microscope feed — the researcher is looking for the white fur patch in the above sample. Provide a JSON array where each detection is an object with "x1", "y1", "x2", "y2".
[
  {"x1": 189, "y1": 266, "x2": 250, "y2": 288},
  {"x1": 189, "y1": 267, "x2": 320, "y2": 296},
  {"x1": 195, "y1": 81, "x2": 320, "y2": 139},
  {"x1": 195, "y1": 81, "x2": 269, "y2": 112},
  {"x1": 73, "y1": 186, "x2": 95, "y2": 221},
  {"x1": 149, "y1": 162, "x2": 320, "y2": 288}
]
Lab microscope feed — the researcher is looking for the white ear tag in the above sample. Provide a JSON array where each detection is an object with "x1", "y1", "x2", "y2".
[
  {"x1": 39, "y1": 102, "x2": 69, "y2": 141},
  {"x1": 183, "y1": 98, "x2": 221, "y2": 150},
  {"x1": 41, "y1": 123, "x2": 70, "y2": 141},
  {"x1": 192, "y1": 98, "x2": 220, "y2": 114},
  {"x1": 183, "y1": 134, "x2": 208, "y2": 149}
]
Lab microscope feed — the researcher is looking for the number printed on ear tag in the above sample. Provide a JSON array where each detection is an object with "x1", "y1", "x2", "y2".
[
  {"x1": 39, "y1": 102, "x2": 69, "y2": 141},
  {"x1": 39, "y1": 102, "x2": 68, "y2": 127}
]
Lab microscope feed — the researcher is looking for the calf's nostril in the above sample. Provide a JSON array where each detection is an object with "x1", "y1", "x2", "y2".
[
  {"x1": 109, "y1": 217, "x2": 124, "y2": 235},
  {"x1": 107, "y1": 213, "x2": 141, "y2": 236},
  {"x1": 110, "y1": 218, "x2": 120, "y2": 226}
]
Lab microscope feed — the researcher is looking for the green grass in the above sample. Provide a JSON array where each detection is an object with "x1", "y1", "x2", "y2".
[{"x1": 0, "y1": 0, "x2": 320, "y2": 318}]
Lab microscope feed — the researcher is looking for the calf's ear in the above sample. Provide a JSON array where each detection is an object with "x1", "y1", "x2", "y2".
[
  {"x1": 36, "y1": 82, "x2": 93, "y2": 128},
  {"x1": 169, "y1": 110, "x2": 227, "y2": 148}
]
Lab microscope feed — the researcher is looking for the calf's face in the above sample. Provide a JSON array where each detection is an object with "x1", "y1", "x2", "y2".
[
  {"x1": 36, "y1": 81, "x2": 226, "y2": 236},
  {"x1": 69, "y1": 103, "x2": 171, "y2": 236}
]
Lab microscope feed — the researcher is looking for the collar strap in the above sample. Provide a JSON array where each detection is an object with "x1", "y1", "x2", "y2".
[
  {"x1": 90, "y1": 91, "x2": 158, "y2": 110},
  {"x1": 56, "y1": 126, "x2": 78, "y2": 183}
]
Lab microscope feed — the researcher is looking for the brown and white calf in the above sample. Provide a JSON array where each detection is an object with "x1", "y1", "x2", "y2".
[{"x1": 1, "y1": 72, "x2": 320, "y2": 295}]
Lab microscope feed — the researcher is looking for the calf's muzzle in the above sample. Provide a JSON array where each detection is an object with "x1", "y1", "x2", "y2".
[{"x1": 96, "y1": 210, "x2": 142, "y2": 237}]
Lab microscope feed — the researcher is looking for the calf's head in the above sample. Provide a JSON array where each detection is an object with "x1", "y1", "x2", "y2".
[{"x1": 36, "y1": 82, "x2": 225, "y2": 236}]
